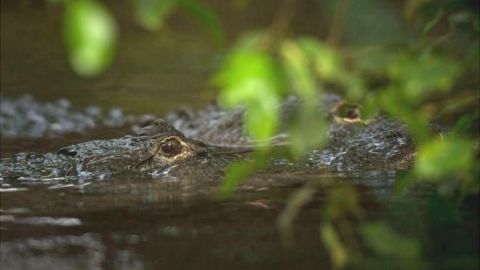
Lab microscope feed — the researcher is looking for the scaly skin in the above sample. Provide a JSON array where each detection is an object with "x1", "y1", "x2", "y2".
[
  {"x1": 0, "y1": 95, "x2": 415, "y2": 180},
  {"x1": 0, "y1": 120, "x2": 238, "y2": 180}
]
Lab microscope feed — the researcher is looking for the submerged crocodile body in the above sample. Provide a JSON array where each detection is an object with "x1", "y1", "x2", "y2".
[{"x1": 0, "y1": 94, "x2": 415, "y2": 181}]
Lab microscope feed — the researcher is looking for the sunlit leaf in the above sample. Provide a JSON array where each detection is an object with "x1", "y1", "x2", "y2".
[
  {"x1": 297, "y1": 38, "x2": 366, "y2": 101},
  {"x1": 287, "y1": 105, "x2": 328, "y2": 157},
  {"x1": 340, "y1": 73, "x2": 367, "y2": 102},
  {"x1": 63, "y1": 0, "x2": 117, "y2": 77},
  {"x1": 133, "y1": 0, "x2": 177, "y2": 31},
  {"x1": 281, "y1": 40, "x2": 318, "y2": 100},
  {"x1": 280, "y1": 40, "x2": 328, "y2": 156},
  {"x1": 216, "y1": 49, "x2": 284, "y2": 143},
  {"x1": 179, "y1": 0, "x2": 224, "y2": 44},
  {"x1": 415, "y1": 137, "x2": 475, "y2": 179},
  {"x1": 298, "y1": 38, "x2": 343, "y2": 82}
]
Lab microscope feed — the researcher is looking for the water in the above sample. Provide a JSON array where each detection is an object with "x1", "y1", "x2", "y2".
[
  {"x1": 1, "y1": 2, "x2": 478, "y2": 270},
  {"x1": 0, "y1": 169, "x2": 400, "y2": 270}
]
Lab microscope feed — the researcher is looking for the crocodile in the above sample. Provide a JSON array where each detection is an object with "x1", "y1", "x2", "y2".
[
  {"x1": 0, "y1": 119, "x2": 244, "y2": 180},
  {"x1": 0, "y1": 94, "x2": 415, "y2": 181}
]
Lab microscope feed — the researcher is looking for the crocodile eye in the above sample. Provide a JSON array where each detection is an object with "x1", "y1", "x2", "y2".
[{"x1": 160, "y1": 138, "x2": 182, "y2": 156}]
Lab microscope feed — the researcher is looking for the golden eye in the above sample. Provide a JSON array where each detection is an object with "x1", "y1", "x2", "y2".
[{"x1": 160, "y1": 138, "x2": 182, "y2": 157}]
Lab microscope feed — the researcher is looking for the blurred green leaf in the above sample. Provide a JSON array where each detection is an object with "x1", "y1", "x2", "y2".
[
  {"x1": 324, "y1": 185, "x2": 363, "y2": 220},
  {"x1": 339, "y1": 73, "x2": 367, "y2": 102},
  {"x1": 353, "y1": 46, "x2": 395, "y2": 75},
  {"x1": 63, "y1": 0, "x2": 117, "y2": 77},
  {"x1": 218, "y1": 160, "x2": 255, "y2": 198},
  {"x1": 452, "y1": 113, "x2": 476, "y2": 134},
  {"x1": 179, "y1": 0, "x2": 224, "y2": 44},
  {"x1": 277, "y1": 185, "x2": 316, "y2": 246},
  {"x1": 423, "y1": 9, "x2": 444, "y2": 34},
  {"x1": 388, "y1": 53, "x2": 461, "y2": 101},
  {"x1": 404, "y1": 0, "x2": 432, "y2": 21},
  {"x1": 133, "y1": 0, "x2": 177, "y2": 31},
  {"x1": 219, "y1": 151, "x2": 269, "y2": 198},
  {"x1": 216, "y1": 49, "x2": 284, "y2": 143},
  {"x1": 287, "y1": 108, "x2": 328, "y2": 157},
  {"x1": 361, "y1": 222, "x2": 422, "y2": 261},
  {"x1": 280, "y1": 40, "x2": 328, "y2": 156},
  {"x1": 376, "y1": 87, "x2": 431, "y2": 143},
  {"x1": 321, "y1": 222, "x2": 348, "y2": 269},
  {"x1": 330, "y1": 0, "x2": 405, "y2": 45},
  {"x1": 297, "y1": 37, "x2": 366, "y2": 101},
  {"x1": 320, "y1": 186, "x2": 364, "y2": 269},
  {"x1": 281, "y1": 40, "x2": 318, "y2": 99},
  {"x1": 298, "y1": 38, "x2": 343, "y2": 83},
  {"x1": 415, "y1": 137, "x2": 475, "y2": 179},
  {"x1": 231, "y1": 31, "x2": 265, "y2": 51}
]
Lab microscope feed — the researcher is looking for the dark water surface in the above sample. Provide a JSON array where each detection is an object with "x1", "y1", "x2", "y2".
[
  {"x1": 0, "y1": 167, "x2": 404, "y2": 269},
  {"x1": 1, "y1": 2, "x2": 478, "y2": 270}
]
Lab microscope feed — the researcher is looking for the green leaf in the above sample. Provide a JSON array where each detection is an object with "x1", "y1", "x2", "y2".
[
  {"x1": 321, "y1": 222, "x2": 348, "y2": 269},
  {"x1": 179, "y1": 0, "x2": 224, "y2": 44},
  {"x1": 133, "y1": 0, "x2": 177, "y2": 31},
  {"x1": 63, "y1": 0, "x2": 117, "y2": 77},
  {"x1": 216, "y1": 49, "x2": 284, "y2": 143},
  {"x1": 277, "y1": 185, "x2": 316, "y2": 246},
  {"x1": 353, "y1": 46, "x2": 395, "y2": 75},
  {"x1": 280, "y1": 40, "x2": 329, "y2": 156},
  {"x1": 218, "y1": 160, "x2": 255, "y2": 198},
  {"x1": 415, "y1": 137, "x2": 475, "y2": 179},
  {"x1": 323, "y1": 185, "x2": 363, "y2": 220},
  {"x1": 423, "y1": 9, "x2": 444, "y2": 34},
  {"x1": 361, "y1": 222, "x2": 421, "y2": 260},
  {"x1": 280, "y1": 40, "x2": 318, "y2": 101},
  {"x1": 298, "y1": 38, "x2": 343, "y2": 82},
  {"x1": 388, "y1": 53, "x2": 461, "y2": 101},
  {"x1": 376, "y1": 87, "x2": 431, "y2": 143}
]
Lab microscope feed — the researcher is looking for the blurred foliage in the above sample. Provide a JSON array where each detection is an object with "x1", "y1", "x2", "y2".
[
  {"x1": 213, "y1": 0, "x2": 478, "y2": 268},
  {"x1": 216, "y1": 48, "x2": 284, "y2": 143},
  {"x1": 58, "y1": 0, "x2": 223, "y2": 77},
  {"x1": 63, "y1": 0, "x2": 117, "y2": 77},
  {"x1": 55, "y1": 0, "x2": 479, "y2": 269},
  {"x1": 133, "y1": 0, "x2": 223, "y2": 43}
]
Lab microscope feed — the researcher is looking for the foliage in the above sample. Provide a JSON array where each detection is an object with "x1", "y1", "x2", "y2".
[
  {"x1": 216, "y1": 49, "x2": 284, "y2": 143},
  {"x1": 63, "y1": 0, "x2": 117, "y2": 77},
  {"x1": 55, "y1": 0, "x2": 479, "y2": 269},
  {"x1": 57, "y1": 0, "x2": 223, "y2": 77}
]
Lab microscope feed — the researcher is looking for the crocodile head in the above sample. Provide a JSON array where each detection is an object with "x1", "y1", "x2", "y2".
[
  {"x1": 61, "y1": 119, "x2": 245, "y2": 178},
  {"x1": 0, "y1": 119, "x2": 244, "y2": 180}
]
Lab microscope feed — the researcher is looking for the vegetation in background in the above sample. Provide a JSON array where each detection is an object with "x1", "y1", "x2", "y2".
[{"x1": 54, "y1": 0, "x2": 478, "y2": 269}]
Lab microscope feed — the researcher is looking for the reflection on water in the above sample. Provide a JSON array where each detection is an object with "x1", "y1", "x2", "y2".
[
  {"x1": 0, "y1": 165, "x2": 412, "y2": 269},
  {"x1": 2, "y1": 130, "x2": 477, "y2": 269}
]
